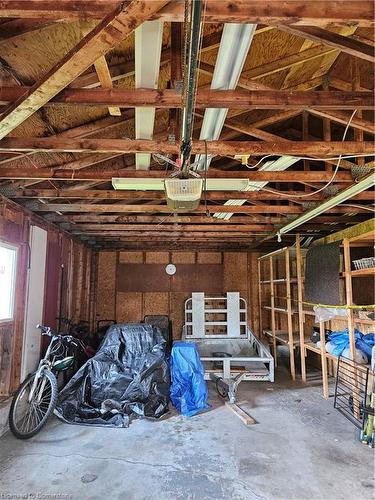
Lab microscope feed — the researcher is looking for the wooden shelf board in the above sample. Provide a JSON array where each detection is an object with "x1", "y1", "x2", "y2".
[
  {"x1": 263, "y1": 329, "x2": 306, "y2": 346},
  {"x1": 349, "y1": 267, "x2": 375, "y2": 277},
  {"x1": 304, "y1": 343, "x2": 338, "y2": 362},
  {"x1": 260, "y1": 278, "x2": 298, "y2": 284}
]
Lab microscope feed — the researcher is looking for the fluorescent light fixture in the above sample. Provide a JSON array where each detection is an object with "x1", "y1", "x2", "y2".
[
  {"x1": 277, "y1": 172, "x2": 375, "y2": 237},
  {"x1": 214, "y1": 156, "x2": 299, "y2": 220},
  {"x1": 135, "y1": 21, "x2": 163, "y2": 170},
  {"x1": 112, "y1": 178, "x2": 250, "y2": 191},
  {"x1": 194, "y1": 23, "x2": 256, "y2": 171}
]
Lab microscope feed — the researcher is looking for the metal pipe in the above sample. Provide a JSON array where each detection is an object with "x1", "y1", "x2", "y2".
[{"x1": 180, "y1": 0, "x2": 203, "y2": 177}]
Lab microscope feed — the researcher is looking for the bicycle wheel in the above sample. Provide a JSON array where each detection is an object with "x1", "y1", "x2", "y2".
[{"x1": 9, "y1": 370, "x2": 58, "y2": 439}]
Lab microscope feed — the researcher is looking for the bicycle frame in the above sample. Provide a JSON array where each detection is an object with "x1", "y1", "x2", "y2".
[{"x1": 28, "y1": 334, "x2": 57, "y2": 403}]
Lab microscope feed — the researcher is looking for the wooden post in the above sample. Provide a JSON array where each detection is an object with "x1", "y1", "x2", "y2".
[
  {"x1": 296, "y1": 234, "x2": 307, "y2": 382},
  {"x1": 258, "y1": 258, "x2": 263, "y2": 339},
  {"x1": 343, "y1": 238, "x2": 356, "y2": 359},
  {"x1": 319, "y1": 321, "x2": 329, "y2": 399},
  {"x1": 270, "y1": 256, "x2": 277, "y2": 365},
  {"x1": 285, "y1": 248, "x2": 296, "y2": 380}
]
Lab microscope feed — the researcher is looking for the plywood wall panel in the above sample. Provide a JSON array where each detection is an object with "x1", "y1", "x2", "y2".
[
  {"x1": 223, "y1": 252, "x2": 248, "y2": 292},
  {"x1": 169, "y1": 293, "x2": 189, "y2": 339},
  {"x1": 96, "y1": 249, "x2": 258, "y2": 341},
  {"x1": 116, "y1": 292, "x2": 142, "y2": 323},
  {"x1": 145, "y1": 252, "x2": 169, "y2": 264},
  {"x1": 119, "y1": 251, "x2": 143, "y2": 263},
  {"x1": 197, "y1": 252, "x2": 222, "y2": 264},
  {"x1": 143, "y1": 292, "x2": 169, "y2": 317},
  {"x1": 172, "y1": 252, "x2": 196, "y2": 264},
  {"x1": 96, "y1": 251, "x2": 117, "y2": 321}
]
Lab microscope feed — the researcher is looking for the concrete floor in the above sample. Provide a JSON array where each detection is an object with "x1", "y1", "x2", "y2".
[{"x1": 0, "y1": 367, "x2": 374, "y2": 500}]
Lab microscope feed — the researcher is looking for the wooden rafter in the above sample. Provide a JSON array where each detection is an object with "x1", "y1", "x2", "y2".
[
  {"x1": 93, "y1": 56, "x2": 121, "y2": 116},
  {"x1": 0, "y1": 1, "x2": 373, "y2": 26},
  {"x1": 276, "y1": 25, "x2": 375, "y2": 63},
  {"x1": 308, "y1": 110, "x2": 375, "y2": 135},
  {"x1": 0, "y1": 0, "x2": 171, "y2": 139},
  {"x1": 0, "y1": 19, "x2": 57, "y2": 43}
]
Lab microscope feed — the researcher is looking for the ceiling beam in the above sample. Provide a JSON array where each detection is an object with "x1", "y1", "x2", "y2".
[
  {"x1": 25, "y1": 202, "x2": 370, "y2": 214},
  {"x1": 1, "y1": 88, "x2": 373, "y2": 110},
  {"x1": 0, "y1": 169, "x2": 361, "y2": 182},
  {"x1": 26, "y1": 203, "x2": 305, "y2": 214},
  {"x1": 45, "y1": 214, "x2": 286, "y2": 224},
  {"x1": 7, "y1": 189, "x2": 374, "y2": 201},
  {"x1": 0, "y1": 137, "x2": 372, "y2": 156},
  {"x1": 276, "y1": 25, "x2": 375, "y2": 63},
  {"x1": 200, "y1": 64, "x2": 374, "y2": 134},
  {"x1": 0, "y1": 0, "x2": 171, "y2": 139},
  {"x1": 66, "y1": 223, "x2": 274, "y2": 232},
  {"x1": 0, "y1": 1, "x2": 373, "y2": 26}
]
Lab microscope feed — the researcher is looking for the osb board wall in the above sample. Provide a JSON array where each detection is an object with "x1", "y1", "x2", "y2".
[
  {"x1": 0, "y1": 197, "x2": 92, "y2": 396},
  {"x1": 94, "y1": 251, "x2": 260, "y2": 339}
]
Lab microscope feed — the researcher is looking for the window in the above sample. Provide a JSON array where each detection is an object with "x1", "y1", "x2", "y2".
[{"x1": 0, "y1": 243, "x2": 18, "y2": 322}]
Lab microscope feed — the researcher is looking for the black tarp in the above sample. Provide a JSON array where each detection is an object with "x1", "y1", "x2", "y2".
[{"x1": 55, "y1": 323, "x2": 170, "y2": 427}]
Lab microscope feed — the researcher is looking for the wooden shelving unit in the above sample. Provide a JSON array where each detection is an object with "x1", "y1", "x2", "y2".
[
  {"x1": 298, "y1": 220, "x2": 375, "y2": 398},
  {"x1": 258, "y1": 246, "x2": 310, "y2": 381}
]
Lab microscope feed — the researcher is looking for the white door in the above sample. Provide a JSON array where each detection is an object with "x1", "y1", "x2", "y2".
[{"x1": 21, "y1": 226, "x2": 47, "y2": 380}]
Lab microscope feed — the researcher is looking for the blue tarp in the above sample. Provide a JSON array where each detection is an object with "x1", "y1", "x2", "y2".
[
  {"x1": 169, "y1": 342, "x2": 209, "y2": 417},
  {"x1": 328, "y1": 329, "x2": 375, "y2": 360}
]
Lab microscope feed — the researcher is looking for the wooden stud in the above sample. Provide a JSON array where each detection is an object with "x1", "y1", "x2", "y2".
[
  {"x1": 285, "y1": 248, "x2": 296, "y2": 380},
  {"x1": 269, "y1": 256, "x2": 277, "y2": 365},
  {"x1": 343, "y1": 238, "x2": 356, "y2": 360},
  {"x1": 319, "y1": 321, "x2": 329, "y2": 399},
  {"x1": 296, "y1": 235, "x2": 307, "y2": 383},
  {"x1": 258, "y1": 258, "x2": 263, "y2": 339}
]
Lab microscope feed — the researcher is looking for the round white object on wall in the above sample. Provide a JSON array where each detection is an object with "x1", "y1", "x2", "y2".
[{"x1": 165, "y1": 263, "x2": 176, "y2": 276}]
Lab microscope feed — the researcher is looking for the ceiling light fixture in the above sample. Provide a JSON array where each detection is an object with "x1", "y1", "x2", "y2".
[
  {"x1": 277, "y1": 172, "x2": 375, "y2": 237},
  {"x1": 112, "y1": 178, "x2": 250, "y2": 191}
]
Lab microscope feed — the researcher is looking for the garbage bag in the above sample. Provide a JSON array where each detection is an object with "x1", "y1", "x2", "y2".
[
  {"x1": 314, "y1": 306, "x2": 348, "y2": 323},
  {"x1": 169, "y1": 342, "x2": 209, "y2": 417},
  {"x1": 356, "y1": 333, "x2": 375, "y2": 361},
  {"x1": 55, "y1": 323, "x2": 170, "y2": 427},
  {"x1": 341, "y1": 346, "x2": 368, "y2": 364}
]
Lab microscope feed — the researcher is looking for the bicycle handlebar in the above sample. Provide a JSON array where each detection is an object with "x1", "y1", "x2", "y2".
[{"x1": 36, "y1": 324, "x2": 84, "y2": 348}]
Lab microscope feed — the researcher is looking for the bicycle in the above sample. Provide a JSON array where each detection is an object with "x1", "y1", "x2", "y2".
[{"x1": 9, "y1": 324, "x2": 85, "y2": 439}]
